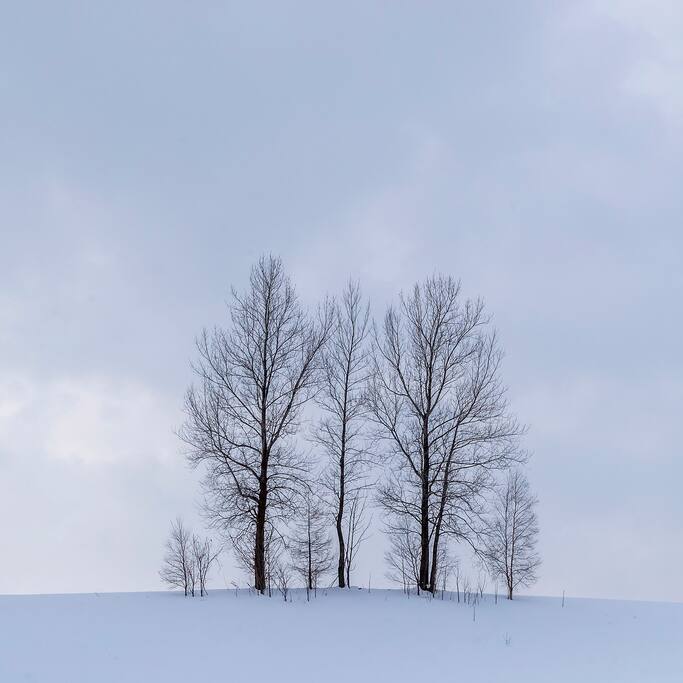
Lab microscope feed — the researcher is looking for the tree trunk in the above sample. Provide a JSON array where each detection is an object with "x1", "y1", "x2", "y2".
[
  {"x1": 336, "y1": 510, "x2": 346, "y2": 587},
  {"x1": 307, "y1": 519, "x2": 313, "y2": 590},
  {"x1": 428, "y1": 449, "x2": 453, "y2": 592},
  {"x1": 418, "y1": 418, "x2": 431, "y2": 591},
  {"x1": 336, "y1": 372, "x2": 350, "y2": 588},
  {"x1": 336, "y1": 442, "x2": 346, "y2": 588},
  {"x1": 254, "y1": 464, "x2": 268, "y2": 593},
  {"x1": 428, "y1": 524, "x2": 441, "y2": 593}
]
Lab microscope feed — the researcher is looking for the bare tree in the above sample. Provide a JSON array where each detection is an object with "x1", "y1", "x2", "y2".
[
  {"x1": 180, "y1": 255, "x2": 331, "y2": 593},
  {"x1": 385, "y1": 519, "x2": 454, "y2": 597},
  {"x1": 264, "y1": 526, "x2": 285, "y2": 598},
  {"x1": 437, "y1": 551, "x2": 458, "y2": 599},
  {"x1": 340, "y1": 492, "x2": 369, "y2": 588},
  {"x1": 384, "y1": 519, "x2": 421, "y2": 593},
  {"x1": 368, "y1": 275, "x2": 522, "y2": 593},
  {"x1": 187, "y1": 544, "x2": 198, "y2": 597},
  {"x1": 160, "y1": 518, "x2": 192, "y2": 596},
  {"x1": 290, "y1": 491, "x2": 332, "y2": 598},
  {"x1": 315, "y1": 280, "x2": 371, "y2": 588},
  {"x1": 482, "y1": 469, "x2": 540, "y2": 600},
  {"x1": 191, "y1": 534, "x2": 221, "y2": 597},
  {"x1": 454, "y1": 561, "x2": 462, "y2": 602},
  {"x1": 476, "y1": 574, "x2": 487, "y2": 600},
  {"x1": 229, "y1": 520, "x2": 285, "y2": 597},
  {"x1": 274, "y1": 561, "x2": 292, "y2": 602}
]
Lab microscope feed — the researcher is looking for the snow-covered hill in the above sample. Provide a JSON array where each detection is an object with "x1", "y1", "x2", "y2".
[{"x1": 1, "y1": 588, "x2": 680, "y2": 682}]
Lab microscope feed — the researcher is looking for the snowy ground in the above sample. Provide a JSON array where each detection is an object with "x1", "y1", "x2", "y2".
[{"x1": 0, "y1": 588, "x2": 680, "y2": 682}]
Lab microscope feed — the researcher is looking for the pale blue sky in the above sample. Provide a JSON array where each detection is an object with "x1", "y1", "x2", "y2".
[{"x1": 1, "y1": 1, "x2": 682, "y2": 600}]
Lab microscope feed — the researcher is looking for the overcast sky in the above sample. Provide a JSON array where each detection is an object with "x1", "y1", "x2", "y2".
[{"x1": 1, "y1": 1, "x2": 682, "y2": 601}]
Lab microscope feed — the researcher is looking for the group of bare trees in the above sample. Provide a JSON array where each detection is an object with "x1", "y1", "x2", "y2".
[
  {"x1": 160, "y1": 518, "x2": 220, "y2": 597},
  {"x1": 173, "y1": 255, "x2": 540, "y2": 600},
  {"x1": 369, "y1": 277, "x2": 541, "y2": 598}
]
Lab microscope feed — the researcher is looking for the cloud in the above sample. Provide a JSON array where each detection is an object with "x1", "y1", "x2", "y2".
[
  {"x1": 517, "y1": 373, "x2": 683, "y2": 466},
  {"x1": 589, "y1": 0, "x2": 683, "y2": 126},
  {"x1": 0, "y1": 374, "x2": 180, "y2": 465},
  {"x1": 0, "y1": 373, "x2": 199, "y2": 594},
  {"x1": 515, "y1": 371, "x2": 683, "y2": 601},
  {"x1": 290, "y1": 134, "x2": 443, "y2": 304}
]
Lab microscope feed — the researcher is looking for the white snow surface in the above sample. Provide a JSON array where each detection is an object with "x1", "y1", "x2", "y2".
[{"x1": 1, "y1": 588, "x2": 681, "y2": 682}]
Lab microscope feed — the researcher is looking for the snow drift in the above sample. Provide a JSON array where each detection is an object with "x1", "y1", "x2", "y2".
[{"x1": 0, "y1": 588, "x2": 680, "y2": 682}]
